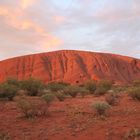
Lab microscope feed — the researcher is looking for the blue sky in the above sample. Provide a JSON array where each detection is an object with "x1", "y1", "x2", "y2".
[{"x1": 0, "y1": 0, "x2": 140, "y2": 60}]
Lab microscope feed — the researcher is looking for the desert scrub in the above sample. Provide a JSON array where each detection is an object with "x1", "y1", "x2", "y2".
[
  {"x1": 46, "y1": 82, "x2": 69, "y2": 92},
  {"x1": 124, "y1": 128, "x2": 140, "y2": 140},
  {"x1": 0, "y1": 83, "x2": 18, "y2": 101},
  {"x1": 128, "y1": 87, "x2": 140, "y2": 101},
  {"x1": 5, "y1": 77, "x2": 20, "y2": 87},
  {"x1": 91, "y1": 101, "x2": 110, "y2": 116},
  {"x1": 97, "y1": 80, "x2": 112, "y2": 91},
  {"x1": 78, "y1": 87, "x2": 89, "y2": 98},
  {"x1": 15, "y1": 96, "x2": 36, "y2": 118},
  {"x1": 84, "y1": 80, "x2": 97, "y2": 94},
  {"x1": 15, "y1": 96, "x2": 49, "y2": 118},
  {"x1": 0, "y1": 131, "x2": 10, "y2": 140},
  {"x1": 105, "y1": 93, "x2": 119, "y2": 105},
  {"x1": 55, "y1": 91, "x2": 66, "y2": 101},
  {"x1": 94, "y1": 87, "x2": 108, "y2": 96},
  {"x1": 41, "y1": 93, "x2": 55, "y2": 105},
  {"x1": 19, "y1": 78, "x2": 45, "y2": 96},
  {"x1": 64, "y1": 85, "x2": 81, "y2": 98},
  {"x1": 133, "y1": 80, "x2": 140, "y2": 87}
]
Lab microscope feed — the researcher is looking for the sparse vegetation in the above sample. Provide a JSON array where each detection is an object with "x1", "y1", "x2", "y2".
[
  {"x1": 46, "y1": 82, "x2": 69, "y2": 92},
  {"x1": 55, "y1": 91, "x2": 66, "y2": 101},
  {"x1": 94, "y1": 87, "x2": 108, "y2": 96},
  {"x1": 15, "y1": 96, "x2": 49, "y2": 118},
  {"x1": 97, "y1": 80, "x2": 112, "y2": 91},
  {"x1": 84, "y1": 80, "x2": 97, "y2": 94},
  {"x1": 91, "y1": 101, "x2": 110, "y2": 116},
  {"x1": 94, "y1": 80, "x2": 112, "y2": 96},
  {"x1": 64, "y1": 85, "x2": 81, "y2": 98},
  {"x1": 5, "y1": 78, "x2": 19, "y2": 87},
  {"x1": 15, "y1": 96, "x2": 36, "y2": 118},
  {"x1": 105, "y1": 93, "x2": 118, "y2": 105},
  {"x1": 0, "y1": 131, "x2": 10, "y2": 140},
  {"x1": 0, "y1": 83, "x2": 18, "y2": 101},
  {"x1": 20, "y1": 78, "x2": 45, "y2": 96},
  {"x1": 133, "y1": 80, "x2": 140, "y2": 87},
  {"x1": 78, "y1": 87, "x2": 89, "y2": 98},
  {"x1": 124, "y1": 128, "x2": 140, "y2": 140},
  {"x1": 41, "y1": 93, "x2": 55, "y2": 105},
  {"x1": 128, "y1": 87, "x2": 140, "y2": 101}
]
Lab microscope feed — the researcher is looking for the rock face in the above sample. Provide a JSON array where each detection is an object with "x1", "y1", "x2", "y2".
[{"x1": 0, "y1": 50, "x2": 140, "y2": 85}]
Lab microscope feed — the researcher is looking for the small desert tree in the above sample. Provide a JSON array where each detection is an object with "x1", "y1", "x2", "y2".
[
  {"x1": 0, "y1": 83, "x2": 18, "y2": 100},
  {"x1": 84, "y1": 80, "x2": 97, "y2": 94},
  {"x1": 95, "y1": 80, "x2": 112, "y2": 96},
  {"x1": 20, "y1": 78, "x2": 45, "y2": 96}
]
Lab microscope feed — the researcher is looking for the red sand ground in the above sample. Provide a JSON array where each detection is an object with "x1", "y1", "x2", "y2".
[{"x1": 0, "y1": 93, "x2": 140, "y2": 140}]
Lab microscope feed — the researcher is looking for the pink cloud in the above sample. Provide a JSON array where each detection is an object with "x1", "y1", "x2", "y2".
[{"x1": 0, "y1": 3, "x2": 63, "y2": 49}]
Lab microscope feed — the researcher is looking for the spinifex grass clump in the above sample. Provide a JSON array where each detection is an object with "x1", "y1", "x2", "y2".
[
  {"x1": 91, "y1": 101, "x2": 110, "y2": 116},
  {"x1": 15, "y1": 96, "x2": 51, "y2": 118},
  {"x1": 15, "y1": 96, "x2": 36, "y2": 118}
]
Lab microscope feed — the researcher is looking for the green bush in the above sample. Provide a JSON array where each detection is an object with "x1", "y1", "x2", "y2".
[
  {"x1": 97, "y1": 80, "x2": 112, "y2": 91},
  {"x1": 94, "y1": 80, "x2": 112, "y2": 96},
  {"x1": 41, "y1": 93, "x2": 55, "y2": 105},
  {"x1": 128, "y1": 87, "x2": 140, "y2": 101},
  {"x1": 5, "y1": 78, "x2": 19, "y2": 87},
  {"x1": 84, "y1": 80, "x2": 96, "y2": 93},
  {"x1": 64, "y1": 85, "x2": 81, "y2": 98},
  {"x1": 20, "y1": 78, "x2": 45, "y2": 96},
  {"x1": 133, "y1": 80, "x2": 140, "y2": 87},
  {"x1": 55, "y1": 91, "x2": 66, "y2": 101},
  {"x1": 91, "y1": 101, "x2": 110, "y2": 116},
  {"x1": 78, "y1": 87, "x2": 89, "y2": 98},
  {"x1": 0, "y1": 83, "x2": 18, "y2": 100},
  {"x1": 46, "y1": 82, "x2": 68, "y2": 92},
  {"x1": 56, "y1": 81, "x2": 70, "y2": 86},
  {"x1": 94, "y1": 87, "x2": 108, "y2": 96}
]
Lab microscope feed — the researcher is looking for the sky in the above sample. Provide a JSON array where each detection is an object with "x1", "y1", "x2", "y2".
[{"x1": 0, "y1": 0, "x2": 140, "y2": 60}]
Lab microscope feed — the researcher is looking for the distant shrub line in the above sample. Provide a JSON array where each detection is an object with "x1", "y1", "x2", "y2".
[{"x1": 0, "y1": 78, "x2": 114, "y2": 101}]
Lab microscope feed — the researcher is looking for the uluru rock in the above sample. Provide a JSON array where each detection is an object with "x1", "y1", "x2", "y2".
[{"x1": 0, "y1": 50, "x2": 140, "y2": 85}]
